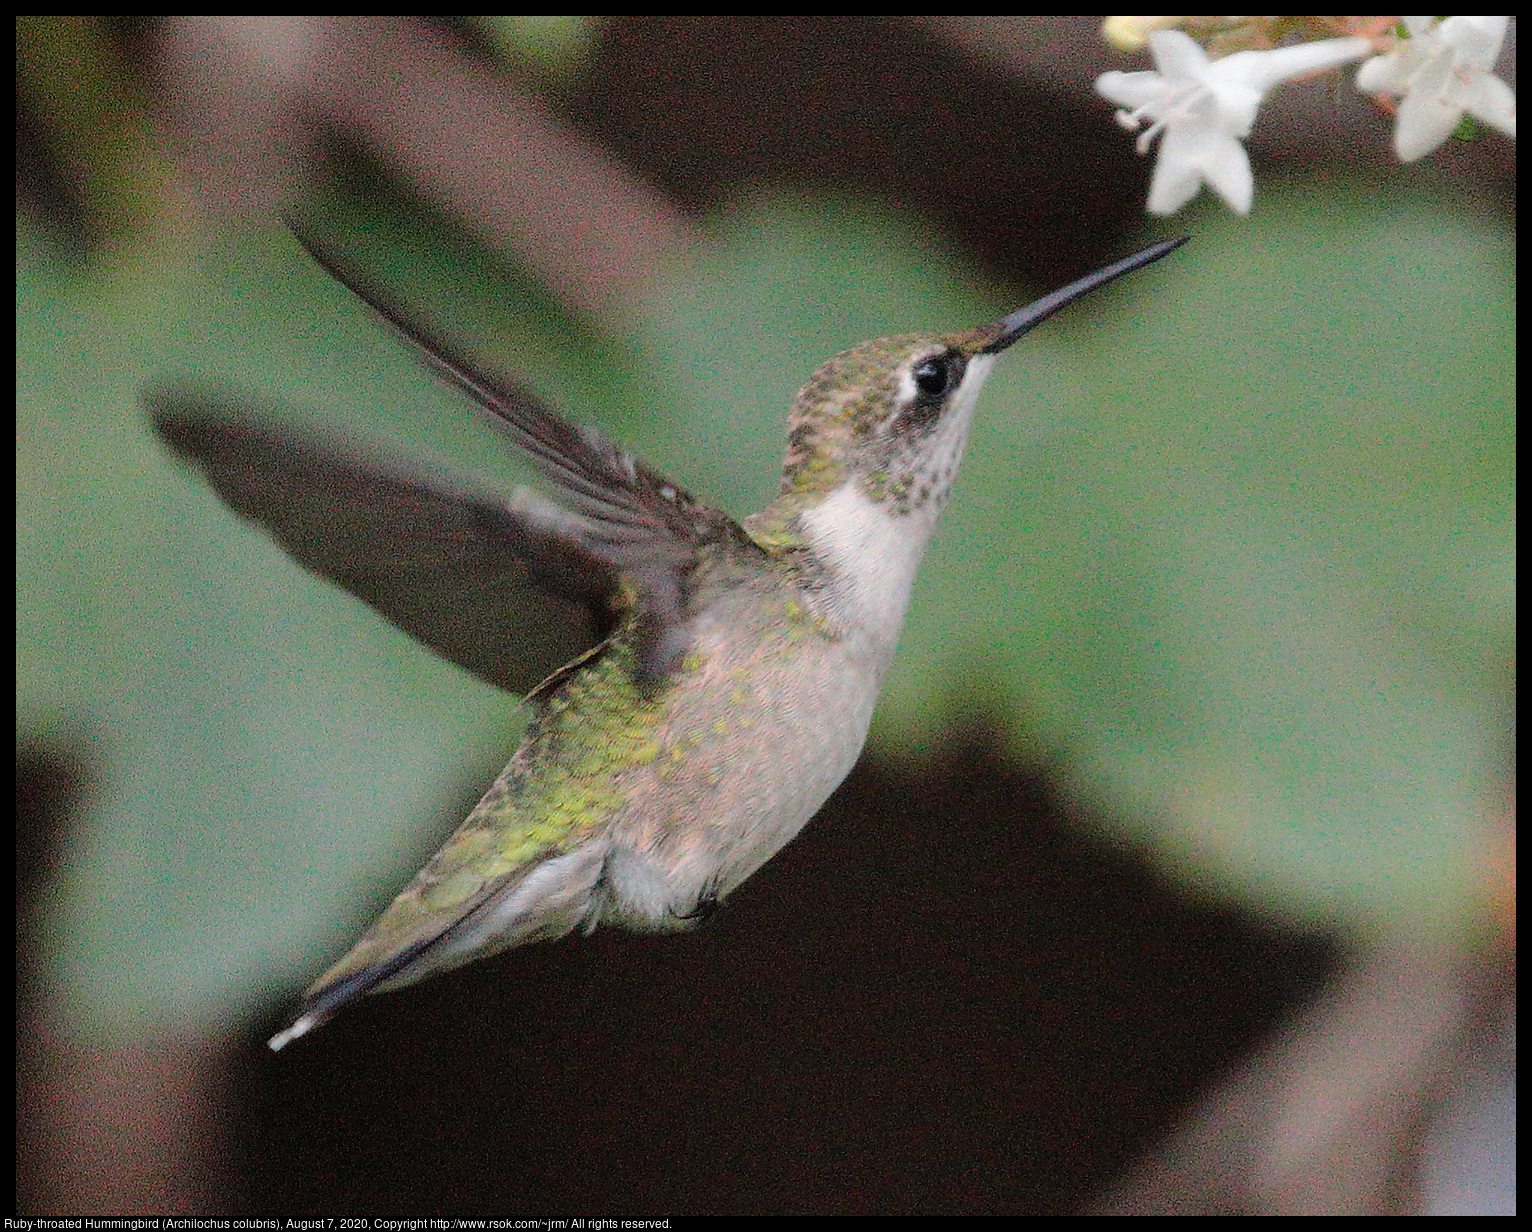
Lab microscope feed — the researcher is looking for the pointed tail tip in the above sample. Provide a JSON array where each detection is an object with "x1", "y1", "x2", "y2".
[
  {"x1": 268, "y1": 1010, "x2": 325, "y2": 1052},
  {"x1": 268, "y1": 927, "x2": 459, "y2": 1051},
  {"x1": 266, "y1": 956, "x2": 408, "y2": 1050}
]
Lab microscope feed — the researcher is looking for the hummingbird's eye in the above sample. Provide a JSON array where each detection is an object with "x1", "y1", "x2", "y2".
[{"x1": 912, "y1": 354, "x2": 953, "y2": 398}]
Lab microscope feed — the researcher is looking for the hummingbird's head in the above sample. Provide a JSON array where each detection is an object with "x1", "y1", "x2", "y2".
[
  {"x1": 759, "y1": 239, "x2": 1185, "y2": 655},
  {"x1": 779, "y1": 330, "x2": 999, "y2": 517},
  {"x1": 777, "y1": 237, "x2": 1189, "y2": 519}
]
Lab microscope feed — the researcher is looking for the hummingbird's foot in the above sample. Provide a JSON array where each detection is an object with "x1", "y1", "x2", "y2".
[{"x1": 673, "y1": 885, "x2": 721, "y2": 924}]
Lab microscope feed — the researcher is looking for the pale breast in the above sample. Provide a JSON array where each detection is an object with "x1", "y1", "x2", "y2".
[{"x1": 598, "y1": 579, "x2": 882, "y2": 926}]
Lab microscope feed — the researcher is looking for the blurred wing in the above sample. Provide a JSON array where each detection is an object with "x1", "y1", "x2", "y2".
[
  {"x1": 151, "y1": 386, "x2": 618, "y2": 697},
  {"x1": 289, "y1": 225, "x2": 755, "y2": 678}
]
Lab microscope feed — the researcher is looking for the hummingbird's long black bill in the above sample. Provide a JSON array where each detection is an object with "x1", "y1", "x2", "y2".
[{"x1": 980, "y1": 236, "x2": 1188, "y2": 355}]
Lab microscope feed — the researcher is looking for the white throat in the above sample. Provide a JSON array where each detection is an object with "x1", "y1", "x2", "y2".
[
  {"x1": 799, "y1": 353, "x2": 994, "y2": 665},
  {"x1": 801, "y1": 481, "x2": 930, "y2": 660}
]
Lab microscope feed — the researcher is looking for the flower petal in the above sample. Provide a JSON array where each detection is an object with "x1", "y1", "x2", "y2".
[
  {"x1": 1458, "y1": 71, "x2": 1518, "y2": 138},
  {"x1": 1394, "y1": 84, "x2": 1466, "y2": 161},
  {"x1": 1095, "y1": 69, "x2": 1170, "y2": 109},
  {"x1": 1146, "y1": 29, "x2": 1214, "y2": 81},
  {"x1": 1356, "y1": 53, "x2": 1410, "y2": 94},
  {"x1": 1220, "y1": 37, "x2": 1373, "y2": 96},
  {"x1": 1145, "y1": 149, "x2": 1207, "y2": 216},
  {"x1": 1438, "y1": 15, "x2": 1509, "y2": 72},
  {"x1": 1165, "y1": 123, "x2": 1254, "y2": 214},
  {"x1": 1198, "y1": 136, "x2": 1255, "y2": 214},
  {"x1": 1146, "y1": 122, "x2": 1255, "y2": 215}
]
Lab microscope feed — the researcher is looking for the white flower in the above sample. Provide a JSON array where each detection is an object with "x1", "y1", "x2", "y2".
[
  {"x1": 1098, "y1": 30, "x2": 1372, "y2": 214},
  {"x1": 1356, "y1": 16, "x2": 1516, "y2": 162}
]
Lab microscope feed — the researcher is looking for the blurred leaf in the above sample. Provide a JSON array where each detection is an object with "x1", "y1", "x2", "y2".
[
  {"x1": 16, "y1": 16, "x2": 169, "y2": 249},
  {"x1": 467, "y1": 16, "x2": 600, "y2": 83}
]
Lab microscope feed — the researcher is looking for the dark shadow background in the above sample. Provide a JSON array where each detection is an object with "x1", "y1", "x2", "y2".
[{"x1": 21, "y1": 729, "x2": 1337, "y2": 1214}]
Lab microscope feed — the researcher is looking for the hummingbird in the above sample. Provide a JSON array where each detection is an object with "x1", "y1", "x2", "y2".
[{"x1": 150, "y1": 231, "x2": 1185, "y2": 1050}]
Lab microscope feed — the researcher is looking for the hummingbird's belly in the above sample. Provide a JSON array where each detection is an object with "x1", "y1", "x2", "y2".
[{"x1": 597, "y1": 605, "x2": 881, "y2": 929}]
